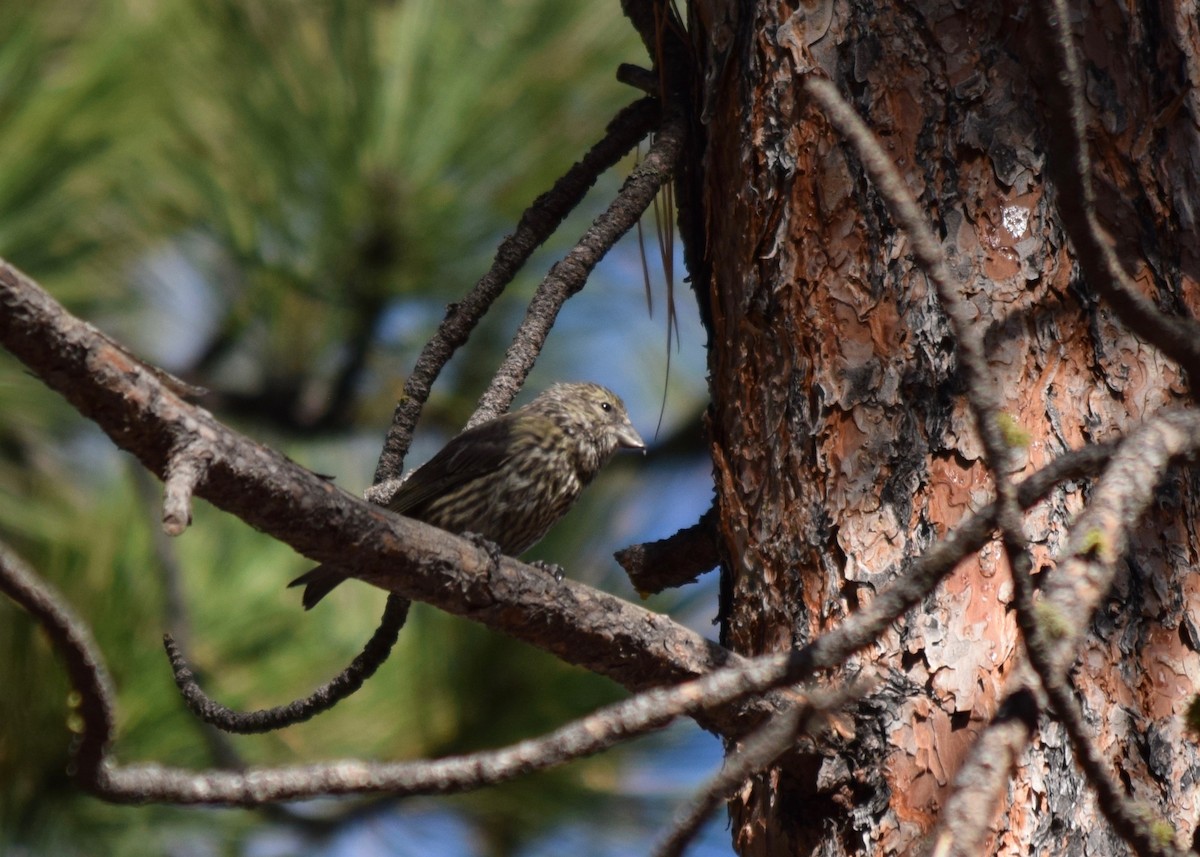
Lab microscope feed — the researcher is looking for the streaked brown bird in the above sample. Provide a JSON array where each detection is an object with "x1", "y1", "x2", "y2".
[{"x1": 290, "y1": 382, "x2": 644, "y2": 608}]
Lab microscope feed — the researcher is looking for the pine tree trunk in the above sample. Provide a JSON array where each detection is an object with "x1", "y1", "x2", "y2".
[{"x1": 699, "y1": 0, "x2": 1200, "y2": 852}]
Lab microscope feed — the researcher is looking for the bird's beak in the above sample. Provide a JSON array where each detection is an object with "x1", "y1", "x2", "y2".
[{"x1": 616, "y1": 421, "x2": 646, "y2": 451}]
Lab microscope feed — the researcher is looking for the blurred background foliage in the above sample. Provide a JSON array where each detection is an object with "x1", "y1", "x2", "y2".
[{"x1": 0, "y1": 0, "x2": 723, "y2": 854}]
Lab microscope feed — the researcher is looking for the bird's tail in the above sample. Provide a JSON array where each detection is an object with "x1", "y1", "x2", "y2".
[{"x1": 288, "y1": 564, "x2": 345, "y2": 610}]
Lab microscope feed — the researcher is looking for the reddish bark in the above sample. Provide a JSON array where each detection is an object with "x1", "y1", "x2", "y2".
[{"x1": 699, "y1": 1, "x2": 1200, "y2": 853}]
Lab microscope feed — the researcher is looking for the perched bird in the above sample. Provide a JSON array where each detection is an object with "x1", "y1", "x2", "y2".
[{"x1": 290, "y1": 382, "x2": 644, "y2": 608}]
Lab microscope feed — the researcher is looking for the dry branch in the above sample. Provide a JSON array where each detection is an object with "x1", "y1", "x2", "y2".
[
  {"x1": 371, "y1": 96, "x2": 661, "y2": 489},
  {"x1": 0, "y1": 259, "x2": 743, "y2": 707}
]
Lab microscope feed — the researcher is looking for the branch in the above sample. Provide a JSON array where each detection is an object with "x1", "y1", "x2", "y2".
[
  {"x1": 0, "y1": 259, "x2": 756, "y2": 723},
  {"x1": 0, "y1": 541, "x2": 116, "y2": 783},
  {"x1": 0, "y1": 419, "x2": 1119, "y2": 809},
  {"x1": 651, "y1": 677, "x2": 874, "y2": 857},
  {"x1": 804, "y1": 72, "x2": 1189, "y2": 857},
  {"x1": 163, "y1": 595, "x2": 409, "y2": 734},
  {"x1": 0, "y1": 534, "x2": 837, "y2": 807},
  {"x1": 470, "y1": 104, "x2": 687, "y2": 425},
  {"x1": 161, "y1": 437, "x2": 210, "y2": 536},
  {"x1": 1033, "y1": 0, "x2": 1200, "y2": 384},
  {"x1": 928, "y1": 684, "x2": 1039, "y2": 857},
  {"x1": 0, "y1": 256, "x2": 1121, "y2": 725},
  {"x1": 370, "y1": 96, "x2": 661, "y2": 490},
  {"x1": 615, "y1": 506, "x2": 719, "y2": 594},
  {"x1": 654, "y1": 707, "x2": 806, "y2": 857}
]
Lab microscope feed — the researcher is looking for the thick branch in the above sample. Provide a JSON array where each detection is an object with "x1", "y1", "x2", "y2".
[
  {"x1": 616, "y1": 506, "x2": 720, "y2": 594},
  {"x1": 0, "y1": 260, "x2": 743, "y2": 711}
]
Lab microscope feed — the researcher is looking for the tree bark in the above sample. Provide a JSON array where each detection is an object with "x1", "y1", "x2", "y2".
[{"x1": 699, "y1": 0, "x2": 1200, "y2": 853}]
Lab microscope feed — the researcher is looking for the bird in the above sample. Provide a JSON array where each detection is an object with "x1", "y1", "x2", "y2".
[{"x1": 290, "y1": 382, "x2": 644, "y2": 608}]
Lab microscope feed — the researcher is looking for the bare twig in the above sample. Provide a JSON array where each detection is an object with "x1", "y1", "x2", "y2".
[
  {"x1": 617, "y1": 63, "x2": 660, "y2": 96},
  {"x1": 161, "y1": 437, "x2": 210, "y2": 536},
  {"x1": 0, "y1": 542, "x2": 116, "y2": 783},
  {"x1": 470, "y1": 105, "x2": 687, "y2": 425},
  {"x1": 652, "y1": 677, "x2": 874, "y2": 857},
  {"x1": 370, "y1": 97, "x2": 661, "y2": 490},
  {"x1": 928, "y1": 684, "x2": 1039, "y2": 857},
  {"x1": 164, "y1": 595, "x2": 410, "y2": 734},
  {"x1": 654, "y1": 707, "x2": 806, "y2": 857},
  {"x1": 134, "y1": 467, "x2": 243, "y2": 769},
  {"x1": 803, "y1": 75, "x2": 1185, "y2": 857},
  {"x1": 619, "y1": 0, "x2": 667, "y2": 64},
  {"x1": 1033, "y1": 0, "x2": 1200, "y2": 384}
]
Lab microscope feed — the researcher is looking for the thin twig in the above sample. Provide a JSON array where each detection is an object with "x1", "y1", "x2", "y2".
[
  {"x1": 161, "y1": 437, "x2": 210, "y2": 536},
  {"x1": 164, "y1": 595, "x2": 409, "y2": 734},
  {"x1": 0, "y1": 542, "x2": 116, "y2": 783},
  {"x1": 652, "y1": 677, "x2": 874, "y2": 857},
  {"x1": 654, "y1": 708, "x2": 806, "y2": 857},
  {"x1": 470, "y1": 105, "x2": 687, "y2": 425},
  {"x1": 370, "y1": 97, "x2": 661, "y2": 488},
  {"x1": 1034, "y1": 0, "x2": 1200, "y2": 384}
]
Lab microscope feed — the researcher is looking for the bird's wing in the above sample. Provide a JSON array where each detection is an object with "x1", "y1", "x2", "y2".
[{"x1": 385, "y1": 414, "x2": 519, "y2": 514}]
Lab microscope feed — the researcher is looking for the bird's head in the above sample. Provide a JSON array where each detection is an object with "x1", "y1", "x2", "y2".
[{"x1": 530, "y1": 382, "x2": 644, "y2": 471}]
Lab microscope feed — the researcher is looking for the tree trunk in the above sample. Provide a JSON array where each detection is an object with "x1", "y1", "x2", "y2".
[{"x1": 699, "y1": 0, "x2": 1200, "y2": 853}]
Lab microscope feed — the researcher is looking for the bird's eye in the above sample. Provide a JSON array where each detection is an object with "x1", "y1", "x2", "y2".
[{"x1": 600, "y1": 402, "x2": 612, "y2": 412}]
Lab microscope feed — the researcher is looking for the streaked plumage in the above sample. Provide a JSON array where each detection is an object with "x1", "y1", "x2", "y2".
[{"x1": 290, "y1": 382, "x2": 644, "y2": 608}]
